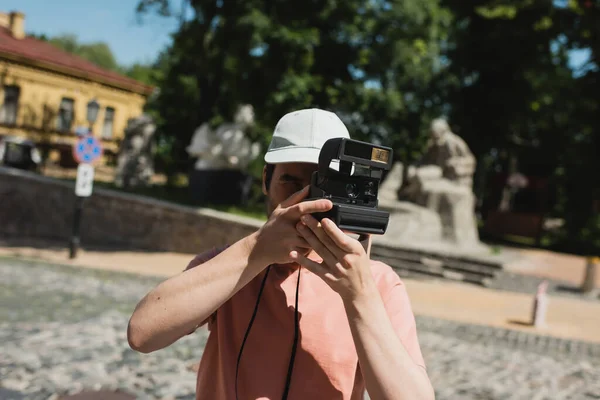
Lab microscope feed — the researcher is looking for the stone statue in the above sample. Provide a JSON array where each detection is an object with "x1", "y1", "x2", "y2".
[
  {"x1": 377, "y1": 161, "x2": 445, "y2": 244},
  {"x1": 186, "y1": 104, "x2": 261, "y2": 171},
  {"x1": 186, "y1": 105, "x2": 261, "y2": 206},
  {"x1": 425, "y1": 118, "x2": 476, "y2": 186},
  {"x1": 400, "y1": 118, "x2": 476, "y2": 201},
  {"x1": 378, "y1": 118, "x2": 481, "y2": 248},
  {"x1": 378, "y1": 162, "x2": 405, "y2": 205},
  {"x1": 114, "y1": 114, "x2": 156, "y2": 189}
]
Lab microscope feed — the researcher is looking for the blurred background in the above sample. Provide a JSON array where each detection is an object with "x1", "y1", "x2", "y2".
[{"x1": 0, "y1": 0, "x2": 599, "y2": 399}]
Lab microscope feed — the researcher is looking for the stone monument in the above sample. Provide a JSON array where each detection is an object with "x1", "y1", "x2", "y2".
[
  {"x1": 372, "y1": 119, "x2": 520, "y2": 286},
  {"x1": 186, "y1": 105, "x2": 261, "y2": 205},
  {"x1": 114, "y1": 115, "x2": 156, "y2": 189},
  {"x1": 186, "y1": 104, "x2": 260, "y2": 171},
  {"x1": 377, "y1": 162, "x2": 444, "y2": 244},
  {"x1": 377, "y1": 117, "x2": 482, "y2": 250}
]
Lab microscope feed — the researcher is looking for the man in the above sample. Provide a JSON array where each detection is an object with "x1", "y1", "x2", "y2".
[{"x1": 128, "y1": 108, "x2": 434, "y2": 400}]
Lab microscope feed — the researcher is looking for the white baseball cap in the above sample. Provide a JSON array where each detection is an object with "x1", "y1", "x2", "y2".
[{"x1": 264, "y1": 108, "x2": 350, "y2": 165}]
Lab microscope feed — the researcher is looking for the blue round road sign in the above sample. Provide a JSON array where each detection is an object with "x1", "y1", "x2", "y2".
[{"x1": 73, "y1": 135, "x2": 103, "y2": 164}]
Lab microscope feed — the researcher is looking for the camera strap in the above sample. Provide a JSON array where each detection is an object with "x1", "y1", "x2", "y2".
[
  {"x1": 281, "y1": 266, "x2": 301, "y2": 399},
  {"x1": 235, "y1": 265, "x2": 302, "y2": 400},
  {"x1": 235, "y1": 265, "x2": 271, "y2": 400}
]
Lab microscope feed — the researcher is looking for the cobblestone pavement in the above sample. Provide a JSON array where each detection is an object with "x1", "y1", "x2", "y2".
[{"x1": 1, "y1": 257, "x2": 599, "y2": 400}]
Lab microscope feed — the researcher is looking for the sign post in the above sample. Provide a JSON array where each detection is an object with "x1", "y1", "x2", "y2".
[{"x1": 69, "y1": 135, "x2": 103, "y2": 259}]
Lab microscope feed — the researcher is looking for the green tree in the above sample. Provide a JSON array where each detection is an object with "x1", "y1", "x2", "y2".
[
  {"x1": 136, "y1": 0, "x2": 451, "y2": 184},
  {"x1": 551, "y1": 0, "x2": 600, "y2": 254},
  {"x1": 441, "y1": 0, "x2": 599, "y2": 254},
  {"x1": 124, "y1": 63, "x2": 162, "y2": 86},
  {"x1": 441, "y1": 1, "x2": 568, "y2": 157}
]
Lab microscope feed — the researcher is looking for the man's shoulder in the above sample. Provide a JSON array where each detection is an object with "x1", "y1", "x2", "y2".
[{"x1": 185, "y1": 244, "x2": 230, "y2": 271}]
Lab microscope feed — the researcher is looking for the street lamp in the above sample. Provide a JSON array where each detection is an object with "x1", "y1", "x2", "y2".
[{"x1": 86, "y1": 99, "x2": 100, "y2": 134}]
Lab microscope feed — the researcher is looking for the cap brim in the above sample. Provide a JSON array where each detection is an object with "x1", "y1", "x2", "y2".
[
  {"x1": 264, "y1": 147, "x2": 341, "y2": 171},
  {"x1": 264, "y1": 147, "x2": 320, "y2": 165}
]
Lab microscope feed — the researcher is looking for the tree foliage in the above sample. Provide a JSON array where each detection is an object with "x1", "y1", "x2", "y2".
[
  {"x1": 136, "y1": 0, "x2": 452, "y2": 182},
  {"x1": 439, "y1": 0, "x2": 599, "y2": 254},
  {"x1": 552, "y1": 0, "x2": 600, "y2": 253},
  {"x1": 133, "y1": 0, "x2": 600, "y2": 253},
  {"x1": 28, "y1": 0, "x2": 594, "y2": 253}
]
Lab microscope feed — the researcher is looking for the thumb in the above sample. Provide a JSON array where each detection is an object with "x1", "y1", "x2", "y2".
[{"x1": 279, "y1": 185, "x2": 310, "y2": 209}]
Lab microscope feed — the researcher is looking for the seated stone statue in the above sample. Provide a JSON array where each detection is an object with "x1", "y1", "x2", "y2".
[
  {"x1": 388, "y1": 118, "x2": 480, "y2": 246},
  {"x1": 400, "y1": 118, "x2": 476, "y2": 202},
  {"x1": 377, "y1": 162, "x2": 444, "y2": 245},
  {"x1": 186, "y1": 104, "x2": 260, "y2": 171}
]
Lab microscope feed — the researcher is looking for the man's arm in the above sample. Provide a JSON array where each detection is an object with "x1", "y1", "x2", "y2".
[
  {"x1": 291, "y1": 216, "x2": 434, "y2": 400},
  {"x1": 127, "y1": 187, "x2": 333, "y2": 354},
  {"x1": 344, "y1": 283, "x2": 433, "y2": 400},
  {"x1": 127, "y1": 233, "x2": 265, "y2": 353}
]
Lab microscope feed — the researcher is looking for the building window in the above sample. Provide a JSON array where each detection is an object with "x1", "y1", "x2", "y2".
[
  {"x1": 0, "y1": 85, "x2": 20, "y2": 125},
  {"x1": 102, "y1": 107, "x2": 115, "y2": 139},
  {"x1": 57, "y1": 97, "x2": 75, "y2": 132}
]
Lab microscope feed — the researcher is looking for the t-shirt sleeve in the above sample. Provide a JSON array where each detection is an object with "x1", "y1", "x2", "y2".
[
  {"x1": 381, "y1": 272, "x2": 426, "y2": 369},
  {"x1": 183, "y1": 245, "x2": 229, "y2": 332},
  {"x1": 184, "y1": 246, "x2": 225, "y2": 271}
]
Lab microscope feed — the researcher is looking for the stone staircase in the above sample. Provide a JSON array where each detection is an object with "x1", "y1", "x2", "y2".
[{"x1": 370, "y1": 243, "x2": 505, "y2": 286}]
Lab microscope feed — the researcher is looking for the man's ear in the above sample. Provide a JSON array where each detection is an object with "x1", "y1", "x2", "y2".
[{"x1": 262, "y1": 165, "x2": 268, "y2": 195}]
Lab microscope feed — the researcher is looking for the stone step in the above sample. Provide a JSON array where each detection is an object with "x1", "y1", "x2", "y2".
[
  {"x1": 372, "y1": 242, "x2": 505, "y2": 270},
  {"x1": 371, "y1": 246, "x2": 500, "y2": 279},
  {"x1": 374, "y1": 255, "x2": 492, "y2": 286},
  {"x1": 443, "y1": 257, "x2": 502, "y2": 276},
  {"x1": 394, "y1": 264, "x2": 491, "y2": 286}
]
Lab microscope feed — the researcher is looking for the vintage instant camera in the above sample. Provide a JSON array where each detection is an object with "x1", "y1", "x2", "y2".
[{"x1": 307, "y1": 138, "x2": 393, "y2": 235}]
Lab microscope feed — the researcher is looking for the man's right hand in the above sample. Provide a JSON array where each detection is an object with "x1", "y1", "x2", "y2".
[
  {"x1": 253, "y1": 186, "x2": 333, "y2": 266},
  {"x1": 127, "y1": 190, "x2": 331, "y2": 354}
]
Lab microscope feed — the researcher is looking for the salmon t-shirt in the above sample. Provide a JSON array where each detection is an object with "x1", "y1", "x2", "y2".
[{"x1": 185, "y1": 246, "x2": 425, "y2": 400}]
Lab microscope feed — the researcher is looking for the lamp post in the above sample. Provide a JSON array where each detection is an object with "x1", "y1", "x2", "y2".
[
  {"x1": 69, "y1": 99, "x2": 100, "y2": 259},
  {"x1": 86, "y1": 98, "x2": 100, "y2": 134}
]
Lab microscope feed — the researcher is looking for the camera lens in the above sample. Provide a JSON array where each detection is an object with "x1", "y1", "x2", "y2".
[{"x1": 346, "y1": 183, "x2": 358, "y2": 198}]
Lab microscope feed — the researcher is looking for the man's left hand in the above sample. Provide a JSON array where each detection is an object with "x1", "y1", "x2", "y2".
[{"x1": 290, "y1": 214, "x2": 376, "y2": 302}]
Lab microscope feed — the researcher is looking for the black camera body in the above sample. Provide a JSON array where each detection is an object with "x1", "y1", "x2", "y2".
[{"x1": 307, "y1": 138, "x2": 393, "y2": 235}]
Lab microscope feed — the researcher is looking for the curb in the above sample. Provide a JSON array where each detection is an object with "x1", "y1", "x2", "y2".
[{"x1": 416, "y1": 315, "x2": 600, "y2": 361}]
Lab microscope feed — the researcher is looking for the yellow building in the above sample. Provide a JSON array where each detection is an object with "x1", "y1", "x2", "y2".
[{"x1": 0, "y1": 11, "x2": 154, "y2": 165}]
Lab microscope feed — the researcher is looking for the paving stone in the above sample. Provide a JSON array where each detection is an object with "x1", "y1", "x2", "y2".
[{"x1": 1, "y1": 257, "x2": 598, "y2": 400}]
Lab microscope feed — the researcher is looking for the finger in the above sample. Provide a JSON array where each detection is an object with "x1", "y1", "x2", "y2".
[
  {"x1": 321, "y1": 218, "x2": 358, "y2": 253},
  {"x1": 290, "y1": 250, "x2": 337, "y2": 282},
  {"x1": 279, "y1": 186, "x2": 310, "y2": 209},
  {"x1": 293, "y1": 247, "x2": 312, "y2": 257},
  {"x1": 291, "y1": 234, "x2": 310, "y2": 247},
  {"x1": 291, "y1": 236, "x2": 311, "y2": 253},
  {"x1": 290, "y1": 198, "x2": 333, "y2": 218},
  {"x1": 300, "y1": 215, "x2": 345, "y2": 259},
  {"x1": 296, "y1": 221, "x2": 340, "y2": 268}
]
